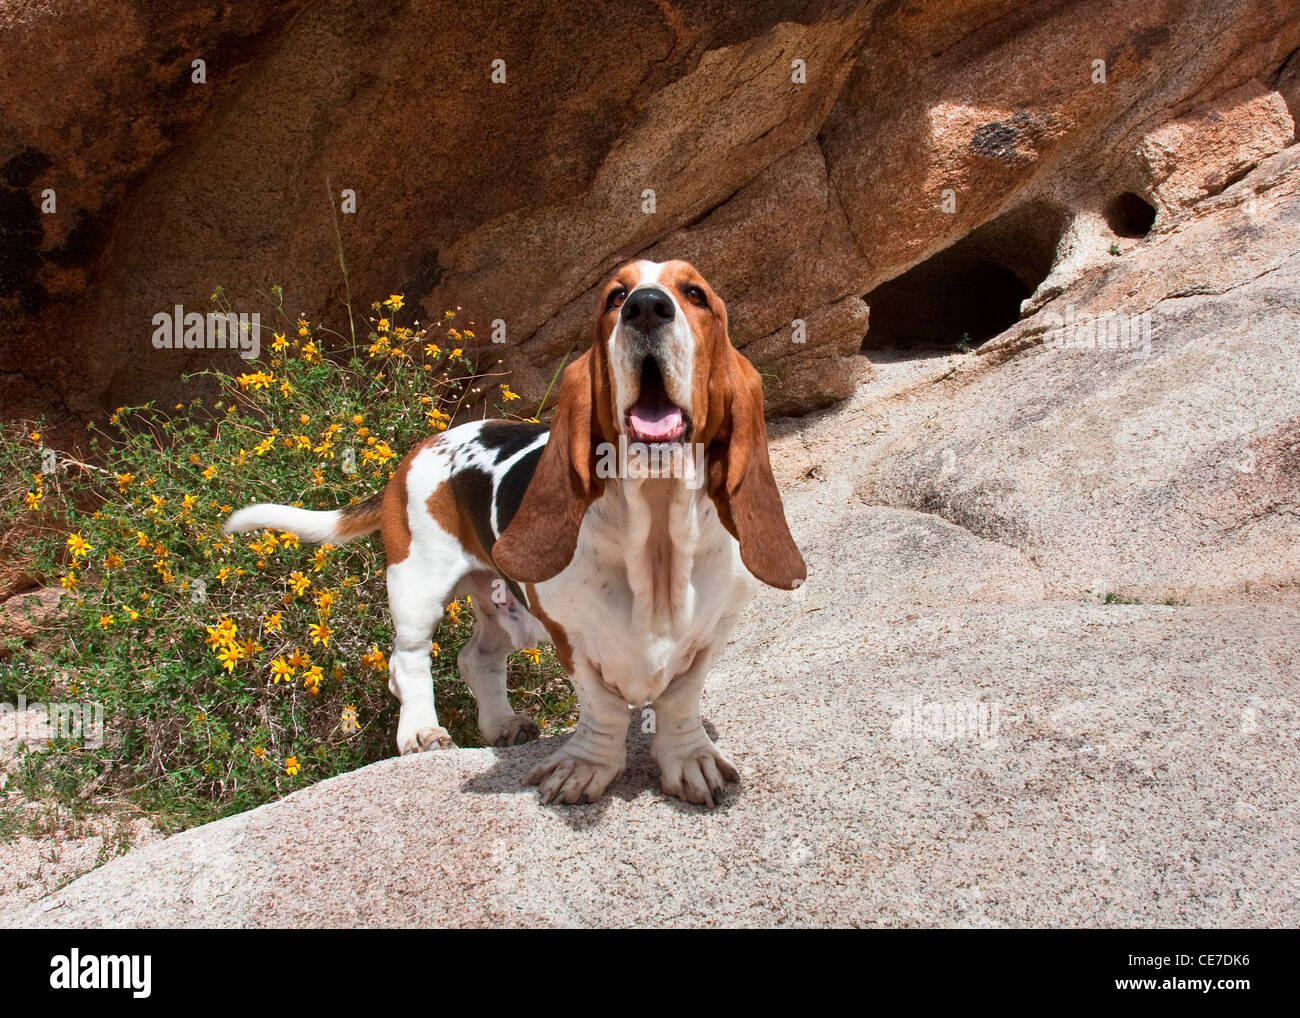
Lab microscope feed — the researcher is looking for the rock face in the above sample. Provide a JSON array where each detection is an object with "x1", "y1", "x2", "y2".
[
  {"x1": 849, "y1": 147, "x2": 1300, "y2": 601},
  {"x1": 2, "y1": 1, "x2": 1297, "y2": 430},
  {"x1": 1137, "y1": 81, "x2": 1296, "y2": 213}
]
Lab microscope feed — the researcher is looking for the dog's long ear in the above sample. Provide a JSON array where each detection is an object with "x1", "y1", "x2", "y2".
[
  {"x1": 707, "y1": 347, "x2": 806, "y2": 590},
  {"x1": 494, "y1": 350, "x2": 605, "y2": 583}
]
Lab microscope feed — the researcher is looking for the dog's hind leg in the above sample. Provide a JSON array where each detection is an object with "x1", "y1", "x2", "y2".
[
  {"x1": 386, "y1": 553, "x2": 461, "y2": 753},
  {"x1": 457, "y1": 571, "x2": 545, "y2": 747}
]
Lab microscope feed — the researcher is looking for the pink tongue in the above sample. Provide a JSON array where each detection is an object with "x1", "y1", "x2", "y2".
[{"x1": 630, "y1": 403, "x2": 683, "y2": 441}]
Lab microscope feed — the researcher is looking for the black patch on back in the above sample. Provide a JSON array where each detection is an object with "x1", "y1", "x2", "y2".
[
  {"x1": 476, "y1": 421, "x2": 549, "y2": 462},
  {"x1": 496, "y1": 445, "x2": 544, "y2": 536},
  {"x1": 450, "y1": 467, "x2": 498, "y2": 564},
  {"x1": 449, "y1": 433, "x2": 546, "y2": 610}
]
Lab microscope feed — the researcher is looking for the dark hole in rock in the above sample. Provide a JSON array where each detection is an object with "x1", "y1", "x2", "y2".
[
  {"x1": 861, "y1": 201, "x2": 1065, "y2": 355},
  {"x1": 1103, "y1": 192, "x2": 1157, "y2": 237}
]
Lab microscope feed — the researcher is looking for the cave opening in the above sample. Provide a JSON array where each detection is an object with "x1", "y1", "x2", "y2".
[
  {"x1": 1103, "y1": 191, "x2": 1157, "y2": 237},
  {"x1": 861, "y1": 200, "x2": 1066, "y2": 355}
]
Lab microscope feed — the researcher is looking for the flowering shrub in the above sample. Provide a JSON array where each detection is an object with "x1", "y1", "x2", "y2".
[{"x1": 0, "y1": 287, "x2": 575, "y2": 829}]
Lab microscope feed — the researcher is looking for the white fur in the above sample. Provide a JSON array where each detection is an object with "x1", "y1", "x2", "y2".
[
  {"x1": 524, "y1": 470, "x2": 753, "y2": 805},
  {"x1": 223, "y1": 504, "x2": 361, "y2": 544}
]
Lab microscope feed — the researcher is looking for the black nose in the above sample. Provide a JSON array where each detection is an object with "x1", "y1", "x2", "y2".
[{"x1": 621, "y1": 287, "x2": 675, "y2": 330}]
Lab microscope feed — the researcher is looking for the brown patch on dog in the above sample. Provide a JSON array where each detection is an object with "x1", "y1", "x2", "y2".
[
  {"x1": 380, "y1": 438, "x2": 435, "y2": 565},
  {"x1": 525, "y1": 582, "x2": 574, "y2": 673},
  {"x1": 425, "y1": 481, "x2": 490, "y2": 564},
  {"x1": 704, "y1": 345, "x2": 806, "y2": 590}
]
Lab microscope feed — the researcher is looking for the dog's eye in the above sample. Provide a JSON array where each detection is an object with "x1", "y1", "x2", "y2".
[
  {"x1": 606, "y1": 287, "x2": 627, "y2": 312},
  {"x1": 682, "y1": 284, "x2": 708, "y2": 308}
]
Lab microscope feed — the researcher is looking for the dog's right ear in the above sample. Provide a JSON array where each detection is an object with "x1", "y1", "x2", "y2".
[
  {"x1": 494, "y1": 350, "x2": 605, "y2": 583},
  {"x1": 706, "y1": 346, "x2": 806, "y2": 590}
]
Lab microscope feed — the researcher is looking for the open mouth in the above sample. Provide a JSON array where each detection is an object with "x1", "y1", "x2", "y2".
[{"x1": 626, "y1": 357, "x2": 690, "y2": 445}]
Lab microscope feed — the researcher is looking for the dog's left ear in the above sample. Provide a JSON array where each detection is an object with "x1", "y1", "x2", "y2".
[
  {"x1": 495, "y1": 350, "x2": 605, "y2": 583},
  {"x1": 707, "y1": 346, "x2": 806, "y2": 590}
]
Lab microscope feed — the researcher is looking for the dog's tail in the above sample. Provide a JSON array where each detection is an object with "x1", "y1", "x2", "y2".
[{"x1": 222, "y1": 492, "x2": 383, "y2": 546}]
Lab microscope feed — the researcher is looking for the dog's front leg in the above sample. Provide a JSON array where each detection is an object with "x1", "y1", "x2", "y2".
[
  {"x1": 526, "y1": 664, "x2": 630, "y2": 804},
  {"x1": 650, "y1": 618, "x2": 741, "y2": 807}
]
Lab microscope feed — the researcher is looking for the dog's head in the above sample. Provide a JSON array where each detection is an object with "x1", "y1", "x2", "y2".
[{"x1": 494, "y1": 259, "x2": 805, "y2": 590}]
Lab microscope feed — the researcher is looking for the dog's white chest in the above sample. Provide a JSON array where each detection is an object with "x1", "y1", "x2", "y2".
[{"x1": 536, "y1": 484, "x2": 754, "y2": 706}]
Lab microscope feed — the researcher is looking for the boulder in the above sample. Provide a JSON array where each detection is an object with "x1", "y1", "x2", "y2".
[
  {"x1": 1137, "y1": 80, "x2": 1294, "y2": 213},
  {"x1": 2, "y1": 0, "x2": 1299, "y2": 437},
  {"x1": 835, "y1": 147, "x2": 1300, "y2": 600}
]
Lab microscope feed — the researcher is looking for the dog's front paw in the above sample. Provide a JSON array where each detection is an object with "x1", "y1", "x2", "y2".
[
  {"x1": 482, "y1": 713, "x2": 540, "y2": 748},
  {"x1": 396, "y1": 711, "x2": 455, "y2": 754},
  {"x1": 653, "y1": 733, "x2": 738, "y2": 807},
  {"x1": 526, "y1": 747, "x2": 624, "y2": 805}
]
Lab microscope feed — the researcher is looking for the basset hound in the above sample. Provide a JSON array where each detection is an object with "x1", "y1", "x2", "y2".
[{"x1": 225, "y1": 259, "x2": 805, "y2": 806}]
